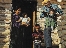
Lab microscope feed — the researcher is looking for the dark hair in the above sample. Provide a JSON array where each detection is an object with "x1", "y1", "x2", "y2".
[
  {"x1": 34, "y1": 24, "x2": 40, "y2": 32},
  {"x1": 35, "y1": 24, "x2": 40, "y2": 27},
  {"x1": 49, "y1": 9, "x2": 55, "y2": 14},
  {"x1": 50, "y1": 9, "x2": 54, "y2": 12},
  {"x1": 22, "y1": 13, "x2": 27, "y2": 17},
  {"x1": 15, "y1": 6, "x2": 21, "y2": 11}
]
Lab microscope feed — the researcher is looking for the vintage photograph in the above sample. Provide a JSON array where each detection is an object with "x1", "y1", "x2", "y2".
[{"x1": 0, "y1": 0, "x2": 66, "y2": 48}]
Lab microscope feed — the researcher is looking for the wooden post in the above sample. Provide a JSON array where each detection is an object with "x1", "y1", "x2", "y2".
[{"x1": 33, "y1": 11, "x2": 36, "y2": 32}]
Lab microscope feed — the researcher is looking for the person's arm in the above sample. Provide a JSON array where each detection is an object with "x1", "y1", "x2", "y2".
[
  {"x1": 39, "y1": 30, "x2": 43, "y2": 38},
  {"x1": 40, "y1": 12, "x2": 44, "y2": 18},
  {"x1": 27, "y1": 17, "x2": 31, "y2": 21},
  {"x1": 16, "y1": 16, "x2": 22, "y2": 22},
  {"x1": 16, "y1": 19, "x2": 21, "y2": 22},
  {"x1": 26, "y1": 17, "x2": 31, "y2": 26},
  {"x1": 52, "y1": 4, "x2": 63, "y2": 15},
  {"x1": 40, "y1": 6, "x2": 49, "y2": 18},
  {"x1": 32, "y1": 33, "x2": 38, "y2": 38}
]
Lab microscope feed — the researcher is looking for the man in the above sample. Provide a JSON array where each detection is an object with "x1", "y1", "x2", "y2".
[{"x1": 40, "y1": 0, "x2": 63, "y2": 48}]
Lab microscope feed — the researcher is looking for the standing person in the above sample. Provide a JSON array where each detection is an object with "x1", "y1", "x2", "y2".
[
  {"x1": 32, "y1": 24, "x2": 43, "y2": 48},
  {"x1": 20, "y1": 13, "x2": 31, "y2": 48},
  {"x1": 10, "y1": 7, "x2": 22, "y2": 48},
  {"x1": 40, "y1": 0, "x2": 63, "y2": 48}
]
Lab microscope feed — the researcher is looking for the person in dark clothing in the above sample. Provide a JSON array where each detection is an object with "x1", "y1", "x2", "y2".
[
  {"x1": 10, "y1": 7, "x2": 22, "y2": 48},
  {"x1": 32, "y1": 24, "x2": 43, "y2": 48}
]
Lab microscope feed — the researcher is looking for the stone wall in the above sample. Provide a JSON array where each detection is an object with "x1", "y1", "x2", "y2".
[{"x1": 0, "y1": 0, "x2": 11, "y2": 48}]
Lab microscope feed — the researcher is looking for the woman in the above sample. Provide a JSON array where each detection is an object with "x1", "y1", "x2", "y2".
[{"x1": 10, "y1": 7, "x2": 22, "y2": 48}]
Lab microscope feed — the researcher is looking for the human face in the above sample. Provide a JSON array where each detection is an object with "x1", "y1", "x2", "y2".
[
  {"x1": 24, "y1": 14, "x2": 27, "y2": 18},
  {"x1": 36, "y1": 28, "x2": 39, "y2": 32},
  {"x1": 15, "y1": 8, "x2": 21, "y2": 15},
  {"x1": 50, "y1": 11, "x2": 54, "y2": 14},
  {"x1": 49, "y1": 11, "x2": 54, "y2": 16}
]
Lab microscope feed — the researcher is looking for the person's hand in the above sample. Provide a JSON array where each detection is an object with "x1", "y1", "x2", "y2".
[
  {"x1": 16, "y1": 19, "x2": 22, "y2": 22},
  {"x1": 22, "y1": 22, "x2": 26, "y2": 24},
  {"x1": 35, "y1": 37, "x2": 39, "y2": 39},
  {"x1": 26, "y1": 25, "x2": 28, "y2": 27},
  {"x1": 22, "y1": 22, "x2": 28, "y2": 27}
]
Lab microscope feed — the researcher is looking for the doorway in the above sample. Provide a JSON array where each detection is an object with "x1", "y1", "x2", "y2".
[{"x1": 11, "y1": 0, "x2": 37, "y2": 48}]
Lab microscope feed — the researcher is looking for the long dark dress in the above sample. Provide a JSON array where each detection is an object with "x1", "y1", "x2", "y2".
[{"x1": 10, "y1": 14, "x2": 21, "y2": 48}]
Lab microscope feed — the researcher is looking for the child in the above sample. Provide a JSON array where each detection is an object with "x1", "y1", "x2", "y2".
[
  {"x1": 45, "y1": 9, "x2": 57, "y2": 30},
  {"x1": 21, "y1": 13, "x2": 31, "y2": 27},
  {"x1": 49, "y1": 9, "x2": 57, "y2": 30},
  {"x1": 20, "y1": 13, "x2": 31, "y2": 48},
  {"x1": 32, "y1": 24, "x2": 43, "y2": 48}
]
